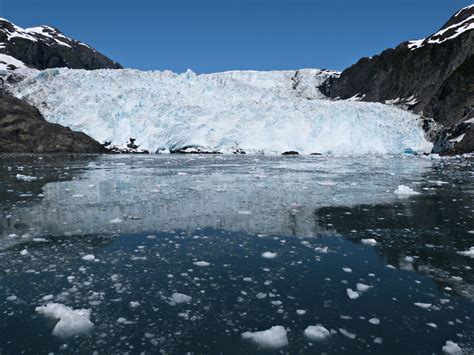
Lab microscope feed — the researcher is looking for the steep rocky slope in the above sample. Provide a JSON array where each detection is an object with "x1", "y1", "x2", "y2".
[
  {"x1": 321, "y1": 5, "x2": 474, "y2": 154},
  {"x1": 0, "y1": 91, "x2": 107, "y2": 153}
]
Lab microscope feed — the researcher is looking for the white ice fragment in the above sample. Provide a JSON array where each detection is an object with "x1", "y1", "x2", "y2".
[
  {"x1": 129, "y1": 301, "x2": 140, "y2": 308},
  {"x1": 16, "y1": 174, "x2": 37, "y2": 181},
  {"x1": 361, "y1": 238, "x2": 377, "y2": 246},
  {"x1": 35, "y1": 303, "x2": 94, "y2": 338},
  {"x1": 81, "y1": 254, "x2": 95, "y2": 261},
  {"x1": 256, "y1": 292, "x2": 267, "y2": 299},
  {"x1": 414, "y1": 302, "x2": 432, "y2": 309},
  {"x1": 342, "y1": 267, "x2": 352, "y2": 273},
  {"x1": 169, "y1": 293, "x2": 192, "y2": 304},
  {"x1": 296, "y1": 309, "x2": 306, "y2": 315},
  {"x1": 457, "y1": 247, "x2": 474, "y2": 258},
  {"x1": 356, "y1": 283, "x2": 371, "y2": 292},
  {"x1": 346, "y1": 288, "x2": 359, "y2": 300},
  {"x1": 241, "y1": 326, "x2": 288, "y2": 350},
  {"x1": 339, "y1": 328, "x2": 356, "y2": 339},
  {"x1": 193, "y1": 261, "x2": 210, "y2": 267},
  {"x1": 394, "y1": 185, "x2": 420, "y2": 196},
  {"x1": 6, "y1": 295, "x2": 17, "y2": 301},
  {"x1": 304, "y1": 325, "x2": 331, "y2": 341},
  {"x1": 368, "y1": 318, "x2": 380, "y2": 325},
  {"x1": 262, "y1": 252, "x2": 277, "y2": 259},
  {"x1": 442, "y1": 340, "x2": 462, "y2": 354},
  {"x1": 109, "y1": 218, "x2": 123, "y2": 224},
  {"x1": 20, "y1": 249, "x2": 29, "y2": 256},
  {"x1": 238, "y1": 210, "x2": 252, "y2": 215}
]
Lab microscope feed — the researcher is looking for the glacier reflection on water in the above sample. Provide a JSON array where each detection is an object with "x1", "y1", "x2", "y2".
[{"x1": 0, "y1": 154, "x2": 473, "y2": 353}]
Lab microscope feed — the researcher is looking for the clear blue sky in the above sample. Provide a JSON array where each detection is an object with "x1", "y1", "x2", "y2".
[{"x1": 1, "y1": 0, "x2": 472, "y2": 73}]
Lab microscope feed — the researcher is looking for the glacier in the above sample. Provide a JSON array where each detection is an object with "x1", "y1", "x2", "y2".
[{"x1": 8, "y1": 68, "x2": 432, "y2": 154}]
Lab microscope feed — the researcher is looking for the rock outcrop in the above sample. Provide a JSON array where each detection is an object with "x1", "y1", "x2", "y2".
[
  {"x1": 321, "y1": 5, "x2": 474, "y2": 154},
  {"x1": 0, "y1": 91, "x2": 107, "y2": 153}
]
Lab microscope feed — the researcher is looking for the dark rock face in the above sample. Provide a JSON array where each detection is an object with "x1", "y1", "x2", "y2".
[
  {"x1": 282, "y1": 151, "x2": 299, "y2": 156},
  {"x1": 0, "y1": 18, "x2": 121, "y2": 70},
  {"x1": 0, "y1": 92, "x2": 107, "y2": 153},
  {"x1": 321, "y1": 5, "x2": 474, "y2": 154}
]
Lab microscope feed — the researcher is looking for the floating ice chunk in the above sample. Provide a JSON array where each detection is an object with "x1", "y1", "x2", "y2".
[
  {"x1": 414, "y1": 302, "x2": 432, "y2": 309},
  {"x1": 129, "y1": 301, "x2": 140, "y2": 308},
  {"x1": 6, "y1": 295, "x2": 17, "y2": 301},
  {"x1": 109, "y1": 218, "x2": 123, "y2": 224},
  {"x1": 42, "y1": 294, "x2": 54, "y2": 301},
  {"x1": 394, "y1": 185, "x2": 420, "y2": 196},
  {"x1": 368, "y1": 318, "x2": 380, "y2": 325},
  {"x1": 35, "y1": 303, "x2": 94, "y2": 339},
  {"x1": 339, "y1": 328, "x2": 356, "y2": 339},
  {"x1": 356, "y1": 283, "x2": 371, "y2": 292},
  {"x1": 304, "y1": 325, "x2": 331, "y2": 341},
  {"x1": 256, "y1": 292, "x2": 267, "y2": 299},
  {"x1": 16, "y1": 174, "x2": 37, "y2": 181},
  {"x1": 296, "y1": 309, "x2": 306, "y2": 315},
  {"x1": 404, "y1": 256, "x2": 415, "y2": 262},
  {"x1": 442, "y1": 340, "x2": 462, "y2": 354},
  {"x1": 241, "y1": 326, "x2": 288, "y2": 350},
  {"x1": 169, "y1": 293, "x2": 192, "y2": 304},
  {"x1": 361, "y1": 239, "x2": 377, "y2": 246},
  {"x1": 71, "y1": 194, "x2": 84, "y2": 198},
  {"x1": 374, "y1": 337, "x2": 383, "y2": 344},
  {"x1": 457, "y1": 247, "x2": 474, "y2": 258},
  {"x1": 427, "y1": 322, "x2": 437, "y2": 328},
  {"x1": 193, "y1": 261, "x2": 210, "y2": 267},
  {"x1": 346, "y1": 288, "x2": 359, "y2": 300},
  {"x1": 262, "y1": 252, "x2": 277, "y2": 259},
  {"x1": 81, "y1": 254, "x2": 95, "y2": 261},
  {"x1": 20, "y1": 249, "x2": 28, "y2": 256},
  {"x1": 238, "y1": 210, "x2": 252, "y2": 215},
  {"x1": 342, "y1": 267, "x2": 352, "y2": 273}
]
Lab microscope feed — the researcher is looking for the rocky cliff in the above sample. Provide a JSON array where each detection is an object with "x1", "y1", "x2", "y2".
[{"x1": 321, "y1": 5, "x2": 474, "y2": 154}]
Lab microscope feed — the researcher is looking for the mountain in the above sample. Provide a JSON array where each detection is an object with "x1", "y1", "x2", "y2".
[
  {"x1": 0, "y1": 18, "x2": 122, "y2": 153},
  {"x1": 0, "y1": 18, "x2": 121, "y2": 70},
  {"x1": 4, "y1": 68, "x2": 431, "y2": 155},
  {"x1": 320, "y1": 4, "x2": 474, "y2": 155}
]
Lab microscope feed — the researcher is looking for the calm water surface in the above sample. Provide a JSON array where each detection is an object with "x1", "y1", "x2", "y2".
[{"x1": 0, "y1": 154, "x2": 473, "y2": 354}]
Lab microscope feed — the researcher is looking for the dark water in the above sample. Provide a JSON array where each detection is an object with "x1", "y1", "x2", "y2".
[{"x1": 0, "y1": 154, "x2": 473, "y2": 354}]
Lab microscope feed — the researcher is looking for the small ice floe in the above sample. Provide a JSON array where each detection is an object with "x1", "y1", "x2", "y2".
[
  {"x1": 20, "y1": 249, "x2": 29, "y2": 256},
  {"x1": 177, "y1": 172, "x2": 188, "y2": 175},
  {"x1": 356, "y1": 283, "x2": 371, "y2": 293},
  {"x1": 42, "y1": 294, "x2": 54, "y2": 301},
  {"x1": 427, "y1": 322, "x2": 437, "y2": 328},
  {"x1": 394, "y1": 185, "x2": 420, "y2": 196},
  {"x1": 238, "y1": 210, "x2": 252, "y2": 215},
  {"x1": 442, "y1": 340, "x2": 462, "y2": 354},
  {"x1": 241, "y1": 326, "x2": 288, "y2": 350},
  {"x1": 193, "y1": 261, "x2": 210, "y2": 267},
  {"x1": 339, "y1": 328, "x2": 356, "y2": 339},
  {"x1": 414, "y1": 302, "x2": 432, "y2": 309},
  {"x1": 314, "y1": 246, "x2": 328, "y2": 253},
  {"x1": 361, "y1": 239, "x2": 377, "y2": 246},
  {"x1": 262, "y1": 252, "x2": 277, "y2": 259},
  {"x1": 296, "y1": 309, "x2": 306, "y2": 315},
  {"x1": 368, "y1": 318, "x2": 380, "y2": 325},
  {"x1": 71, "y1": 194, "x2": 84, "y2": 198},
  {"x1": 457, "y1": 247, "x2": 474, "y2": 258},
  {"x1": 256, "y1": 292, "x2": 267, "y2": 299},
  {"x1": 169, "y1": 293, "x2": 192, "y2": 304},
  {"x1": 109, "y1": 218, "x2": 123, "y2": 224},
  {"x1": 342, "y1": 267, "x2": 352, "y2": 273},
  {"x1": 81, "y1": 254, "x2": 95, "y2": 261},
  {"x1": 346, "y1": 288, "x2": 359, "y2": 300},
  {"x1": 16, "y1": 174, "x2": 37, "y2": 181},
  {"x1": 304, "y1": 325, "x2": 331, "y2": 341},
  {"x1": 6, "y1": 295, "x2": 17, "y2": 301},
  {"x1": 129, "y1": 301, "x2": 140, "y2": 308},
  {"x1": 35, "y1": 303, "x2": 94, "y2": 339},
  {"x1": 374, "y1": 337, "x2": 383, "y2": 344}
]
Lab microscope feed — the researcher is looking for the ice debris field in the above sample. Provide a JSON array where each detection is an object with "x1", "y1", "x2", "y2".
[{"x1": 8, "y1": 68, "x2": 432, "y2": 154}]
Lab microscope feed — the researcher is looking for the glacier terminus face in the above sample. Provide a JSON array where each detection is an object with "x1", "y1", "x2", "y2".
[{"x1": 8, "y1": 68, "x2": 432, "y2": 154}]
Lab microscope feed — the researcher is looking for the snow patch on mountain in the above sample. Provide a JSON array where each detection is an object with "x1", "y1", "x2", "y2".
[
  {"x1": 8, "y1": 68, "x2": 432, "y2": 155},
  {"x1": 0, "y1": 53, "x2": 26, "y2": 70}
]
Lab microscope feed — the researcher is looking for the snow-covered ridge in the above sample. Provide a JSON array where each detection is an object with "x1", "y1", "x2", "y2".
[
  {"x1": 8, "y1": 68, "x2": 432, "y2": 155},
  {"x1": 408, "y1": 4, "x2": 474, "y2": 50},
  {"x1": 0, "y1": 17, "x2": 86, "y2": 49}
]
